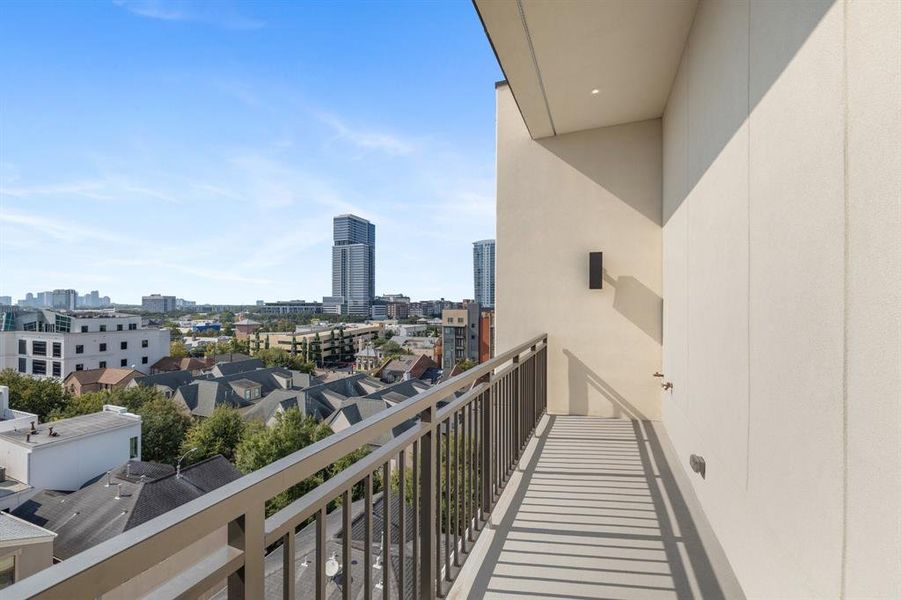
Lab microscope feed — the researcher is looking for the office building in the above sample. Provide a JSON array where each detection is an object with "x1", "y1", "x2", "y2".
[
  {"x1": 329, "y1": 214, "x2": 375, "y2": 315},
  {"x1": 0, "y1": 309, "x2": 169, "y2": 380},
  {"x1": 473, "y1": 239, "x2": 496, "y2": 308},
  {"x1": 141, "y1": 294, "x2": 176, "y2": 313},
  {"x1": 0, "y1": 297, "x2": 11, "y2": 307},
  {"x1": 51, "y1": 289, "x2": 76, "y2": 311}
]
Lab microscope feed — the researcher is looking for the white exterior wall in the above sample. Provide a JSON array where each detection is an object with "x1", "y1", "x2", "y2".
[
  {"x1": 495, "y1": 84, "x2": 663, "y2": 418},
  {"x1": 0, "y1": 419, "x2": 140, "y2": 491},
  {"x1": 0, "y1": 328, "x2": 169, "y2": 380},
  {"x1": 661, "y1": 1, "x2": 900, "y2": 597}
]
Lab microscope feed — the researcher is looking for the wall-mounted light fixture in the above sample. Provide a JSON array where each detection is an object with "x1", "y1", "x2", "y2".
[
  {"x1": 589, "y1": 252, "x2": 603, "y2": 289},
  {"x1": 690, "y1": 454, "x2": 706, "y2": 479}
]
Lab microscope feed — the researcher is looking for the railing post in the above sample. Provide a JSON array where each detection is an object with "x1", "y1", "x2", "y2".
[
  {"x1": 512, "y1": 354, "x2": 520, "y2": 463},
  {"x1": 481, "y1": 372, "x2": 493, "y2": 516},
  {"x1": 227, "y1": 506, "x2": 265, "y2": 600},
  {"x1": 418, "y1": 404, "x2": 437, "y2": 600}
]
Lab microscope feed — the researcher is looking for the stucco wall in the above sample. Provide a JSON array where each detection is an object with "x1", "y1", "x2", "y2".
[
  {"x1": 495, "y1": 84, "x2": 663, "y2": 419},
  {"x1": 662, "y1": 0, "x2": 900, "y2": 597}
]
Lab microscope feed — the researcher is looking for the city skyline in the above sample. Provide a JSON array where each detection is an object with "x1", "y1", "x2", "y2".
[{"x1": 0, "y1": 1, "x2": 501, "y2": 304}]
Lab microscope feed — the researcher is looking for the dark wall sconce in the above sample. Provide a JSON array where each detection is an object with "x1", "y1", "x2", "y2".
[
  {"x1": 690, "y1": 454, "x2": 706, "y2": 479},
  {"x1": 589, "y1": 252, "x2": 603, "y2": 289}
]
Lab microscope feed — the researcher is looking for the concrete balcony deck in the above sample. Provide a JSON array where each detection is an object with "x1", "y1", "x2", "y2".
[{"x1": 450, "y1": 415, "x2": 744, "y2": 600}]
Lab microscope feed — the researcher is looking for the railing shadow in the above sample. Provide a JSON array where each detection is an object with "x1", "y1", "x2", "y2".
[{"x1": 463, "y1": 415, "x2": 742, "y2": 599}]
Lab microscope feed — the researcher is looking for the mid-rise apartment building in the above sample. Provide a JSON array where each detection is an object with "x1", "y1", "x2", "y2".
[
  {"x1": 473, "y1": 239, "x2": 495, "y2": 309},
  {"x1": 440, "y1": 304, "x2": 480, "y2": 370},
  {"x1": 141, "y1": 294, "x2": 176, "y2": 313},
  {"x1": 0, "y1": 310, "x2": 169, "y2": 380}
]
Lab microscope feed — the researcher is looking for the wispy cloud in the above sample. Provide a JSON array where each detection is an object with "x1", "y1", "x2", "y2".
[
  {"x1": 319, "y1": 113, "x2": 417, "y2": 157},
  {"x1": 1, "y1": 176, "x2": 181, "y2": 204},
  {"x1": 0, "y1": 208, "x2": 133, "y2": 245},
  {"x1": 113, "y1": 0, "x2": 264, "y2": 30}
]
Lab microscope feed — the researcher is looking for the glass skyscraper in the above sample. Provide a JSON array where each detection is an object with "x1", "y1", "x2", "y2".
[
  {"x1": 331, "y1": 214, "x2": 375, "y2": 315},
  {"x1": 473, "y1": 239, "x2": 495, "y2": 309}
]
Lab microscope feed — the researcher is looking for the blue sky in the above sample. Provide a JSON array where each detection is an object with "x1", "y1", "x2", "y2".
[{"x1": 0, "y1": 0, "x2": 502, "y2": 305}]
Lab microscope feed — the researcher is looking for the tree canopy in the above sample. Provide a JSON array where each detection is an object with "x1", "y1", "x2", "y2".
[
  {"x1": 254, "y1": 348, "x2": 315, "y2": 373},
  {"x1": 182, "y1": 406, "x2": 248, "y2": 463},
  {"x1": 138, "y1": 396, "x2": 192, "y2": 465},
  {"x1": 0, "y1": 369, "x2": 70, "y2": 421}
]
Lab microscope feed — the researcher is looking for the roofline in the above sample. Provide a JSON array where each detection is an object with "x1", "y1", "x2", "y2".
[{"x1": 0, "y1": 415, "x2": 141, "y2": 449}]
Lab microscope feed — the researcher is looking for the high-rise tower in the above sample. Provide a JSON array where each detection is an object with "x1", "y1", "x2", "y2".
[
  {"x1": 331, "y1": 214, "x2": 375, "y2": 316},
  {"x1": 473, "y1": 239, "x2": 495, "y2": 309}
]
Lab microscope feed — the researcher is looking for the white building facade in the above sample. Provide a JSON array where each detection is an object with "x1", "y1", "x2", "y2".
[{"x1": 0, "y1": 310, "x2": 169, "y2": 380}]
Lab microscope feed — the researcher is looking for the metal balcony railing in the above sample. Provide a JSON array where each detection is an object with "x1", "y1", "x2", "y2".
[{"x1": 7, "y1": 334, "x2": 547, "y2": 600}]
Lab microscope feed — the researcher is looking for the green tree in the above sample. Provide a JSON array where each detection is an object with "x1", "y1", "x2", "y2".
[
  {"x1": 182, "y1": 406, "x2": 247, "y2": 463},
  {"x1": 255, "y1": 348, "x2": 315, "y2": 374},
  {"x1": 169, "y1": 325, "x2": 183, "y2": 342},
  {"x1": 380, "y1": 340, "x2": 410, "y2": 360},
  {"x1": 235, "y1": 410, "x2": 333, "y2": 515},
  {"x1": 0, "y1": 369, "x2": 70, "y2": 421},
  {"x1": 456, "y1": 359, "x2": 477, "y2": 372},
  {"x1": 138, "y1": 397, "x2": 192, "y2": 465},
  {"x1": 170, "y1": 341, "x2": 189, "y2": 358},
  {"x1": 311, "y1": 333, "x2": 322, "y2": 366}
]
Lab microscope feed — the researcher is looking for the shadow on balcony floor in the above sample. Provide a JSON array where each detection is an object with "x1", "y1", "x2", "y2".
[{"x1": 451, "y1": 415, "x2": 744, "y2": 600}]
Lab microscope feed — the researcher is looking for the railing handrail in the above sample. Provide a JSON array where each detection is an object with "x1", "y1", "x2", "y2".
[{"x1": 6, "y1": 333, "x2": 547, "y2": 599}]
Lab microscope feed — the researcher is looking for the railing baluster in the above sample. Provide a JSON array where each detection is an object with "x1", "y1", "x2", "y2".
[
  {"x1": 316, "y1": 507, "x2": 326, "y2": 600},
  {"x1": 453, "y1": 410, "x2": 460, "y2": 567},
  {"x1": 227, "y1": 506, "x2": 265, "y2": 600},
  {"x1": 364, "y1": 473, "x2": 373, "y2": 600},
  {"x1": 382, "y1": 462, "x2": 390, "y2": 600},
  {"x1": 283, "y1": 530, "x2": 296, "y2": 600},
  {"x1": 444, "y1": 418, "x2": 451, "y2": 583},
  {"x1": 462, "y1": 402, "x2": 469, "y2": 549},
  {"x1": 419, "y1": 404, "x2": 437, "y2": 600},
  {"x1": 343, "y1": 490, "x2": 352, "y2": 600},
  {"x1": 412, "y1": 439, "x2": 419, "y2": 599},
  {"x1": 398, "y1": 450, "x2": 406, "y2": 600},
  {"x1": 481, "y1": 375, "x2": 493, "y2": 518}
]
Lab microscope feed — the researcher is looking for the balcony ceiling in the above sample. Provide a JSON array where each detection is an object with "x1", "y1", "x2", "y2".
[{"x1": 475, "y1": 0, "x2": 698, "y2": 138}]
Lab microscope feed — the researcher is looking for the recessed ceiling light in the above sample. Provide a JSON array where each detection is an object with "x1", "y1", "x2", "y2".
[{"x1": 591, "y1": 89, "x2": 600, "y2": 95}]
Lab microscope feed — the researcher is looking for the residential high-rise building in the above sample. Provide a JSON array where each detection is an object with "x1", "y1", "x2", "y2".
[
  {"x1": 330, "y1": 214, "x2": 375, "y2": 316},
  {"x1": 473, "y1": 239, "x2": 495, "y2": 309}
]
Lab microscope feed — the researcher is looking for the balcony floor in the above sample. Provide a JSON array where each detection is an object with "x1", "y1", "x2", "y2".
[{"x1": 450, "y1": 415, "x2": 744, "y2": 600}]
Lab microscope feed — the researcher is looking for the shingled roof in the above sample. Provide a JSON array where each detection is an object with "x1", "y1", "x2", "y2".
[{"x1": 12, "y1": 456, "x2": 242, "y2": 560}]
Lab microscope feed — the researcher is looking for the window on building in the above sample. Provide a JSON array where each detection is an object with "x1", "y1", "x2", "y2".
[
  {"x1": 99, "y1": 343, "x2": 107, "y2": 352},
  {"x1": 99, "y1": 361, "x2": 107, "y2": 368},
  {"x1": 52, "y1": 362, "x2": 61, "y2": 377},
  {"x1": 141, "y1": 339, "x2": 149, "y2": 348},
  {"x1": 32, "y1": 341, "x2": 46, "y2": 356},
  {"x1": 120, "y1": 358, "x2": 128, "y2": 367},
  {"x1": 129, "y1": 323, "x2": 137, "y2": 331},
  {"x1": 75, "y1": 364, "x2": 84, "y2": 371},
  {"x1": 457, "y1": 318, "x2": 464, "y2": 323},
  {"x1": 18, "y1": 358, "x2": 26, "y2": 373},
  {"x1": 76, "y1": 344, "x2": 84, "y2": 354},
  {"x1": 117, "y1": 324, "x2": 123, "y2": 331},
  {"x1": 129, "y1": 436, "x2": 139, "y2": 459},
  {"x1": 52, "y1": 342, "x2": 61, "y2": 358},
  {"x1": 0, "y1": 554, "x2": 16, "y2": 589},
  {"x1": 99, "y1": 325, "x2": 106, "y2": 332},
  {"x1": 142, "y1": 356, "x2": 148, "y2": 364},
  {"x1": 120, "y1": 341, "x2": 127, "y2": 350},
  {"x1": 81, "y1": 325, "x2": 89, "y2": 333},
  {"x1": 32, "y1": 360, "x2": 46, "y2": 376},
  {"x1": 17, "y1": 339, "x2": 26, "y2": 354}
]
